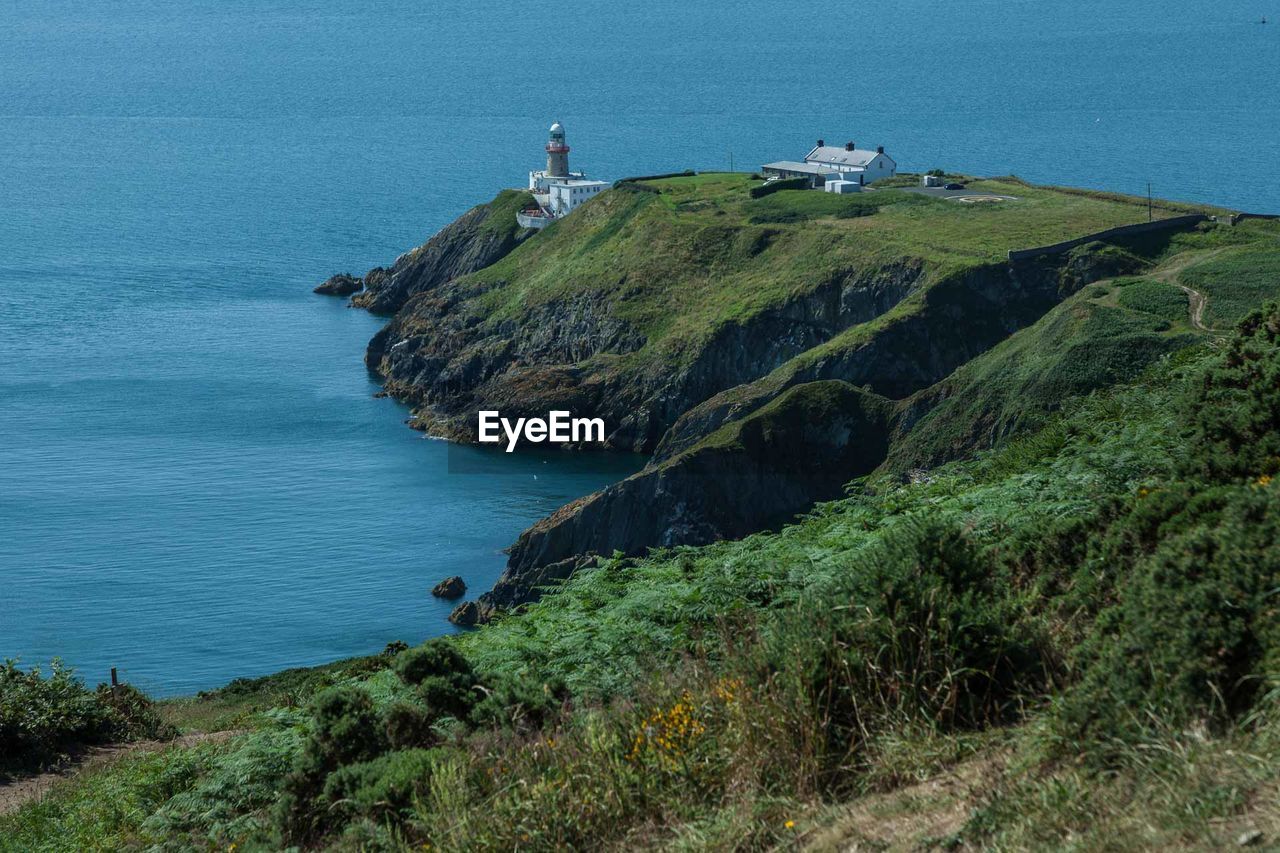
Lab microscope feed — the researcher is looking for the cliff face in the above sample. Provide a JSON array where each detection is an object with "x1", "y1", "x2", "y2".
[
  {"x1": 346, "y1": 190, "x2": 536, "y2": 314},
  {"x1": 482, "y1": 380, "x2": 894, "y2": 614},
  {"x1": 652, "y1": 257, "x2": 1076, "y2": 462},
  {"x1": 366, "y1": 256, "x2": 921, "y2": 450}
]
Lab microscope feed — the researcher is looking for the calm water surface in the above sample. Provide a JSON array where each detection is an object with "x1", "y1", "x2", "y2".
[{"x1": 2, "y1": 0, "x2": 1277, "y2": 695}]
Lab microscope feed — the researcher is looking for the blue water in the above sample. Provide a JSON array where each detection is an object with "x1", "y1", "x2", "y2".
[{"x1": 2, "y1": 1, "x2": 1278, "y2": 696}]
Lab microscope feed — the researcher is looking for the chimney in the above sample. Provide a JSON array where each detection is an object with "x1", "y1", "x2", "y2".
[
  {"x1": 876, "y1": 145, "x2": 884, "y2": 154},
  {"x1": 845, "y1": 141, "x2": 855, "y2": 151},
  {"x1": 817, "y1": 138, "x2": 824, "y2": 148}
]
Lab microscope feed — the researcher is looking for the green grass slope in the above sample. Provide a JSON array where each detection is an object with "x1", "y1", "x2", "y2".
[{"x1": 422, "y1": 173, "x2": 1210, "y2": 373}]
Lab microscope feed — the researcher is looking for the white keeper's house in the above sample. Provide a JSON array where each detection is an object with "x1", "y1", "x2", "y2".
[
  {"x1": 518, "y1": 122, "x2": 610, "y2": 228},
  {"x1": 761, "y1": 139, "x2": 897, "y2": 190}
]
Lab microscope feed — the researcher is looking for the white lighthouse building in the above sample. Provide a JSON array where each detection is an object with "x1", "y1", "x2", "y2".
[{"x1": 520, "y1": 122, "x2": 609, "y2": 228}]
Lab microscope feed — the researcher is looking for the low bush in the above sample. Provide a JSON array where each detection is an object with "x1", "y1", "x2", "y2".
[
  {"x1": 774, "y1": 518, "x2": 1049, "y2": 787},
  {"x1": 748, "y1": 177, "x2": 808, "y2": 199},
  {"x1": 469, "y1": 672, "x2": 569, "y2": 733},
  {"x1": 143, "y1": 725, "x2": 302, "y2": 845},
  {"x1": 1061, "y1": 484, "x2": 1280, "y2": 750},
  {"x1": 322, "y1": 747, "x2": 442, "y2": 827},
  {"x1": 0, "y1": 660, "x2": 171, "y2": 777},
  {"x1": 1179, "y1": 303, "x2": 1280, "y2": 482},
  {"x1": 615, "y1": 170, "x2": 696, "y2": 184},
  {"x1": 1113, "y1": 277, "x2": 1188, "y2": 320},
  {"x1": 276, "y1": 686, "x2": 388, "y2": 844},
  {"x1": 395, "y1": 640, "x2": 479, "y2": 721}
]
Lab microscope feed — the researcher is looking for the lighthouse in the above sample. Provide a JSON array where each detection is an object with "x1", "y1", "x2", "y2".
[
  {"x1": 520, "y1": 121, "x2": 609, "y2": 229},
  {"x1": 546, "y1": 121, "x2": 570, "y2": 178}
]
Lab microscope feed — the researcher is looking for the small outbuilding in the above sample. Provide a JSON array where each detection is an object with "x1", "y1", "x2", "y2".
[{"x1": 825, "y1": 179, "x2": 861, "y2": 194}]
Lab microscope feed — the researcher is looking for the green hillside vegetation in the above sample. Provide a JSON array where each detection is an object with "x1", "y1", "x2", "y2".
[
  {"x1": 5, "y1": 182, "x2": 1278, "y2": 850},
  {"x1": 887, "y1": 274, "x2": 1201, "y2": 470},
  {"x1": 6, "y1": 294, "x2": 1279, "y2": 849},
  {"x1": 1180, "y1": 241, "x2": 1280, "y2": 326}
]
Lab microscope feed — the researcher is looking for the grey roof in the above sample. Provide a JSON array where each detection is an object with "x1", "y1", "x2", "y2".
[
  {"x1": 804, "y1": 146, "x2": 893, "y2": 168},
  {"x1": 761, "y1": 160, "x2": 838, "y2": 175}
]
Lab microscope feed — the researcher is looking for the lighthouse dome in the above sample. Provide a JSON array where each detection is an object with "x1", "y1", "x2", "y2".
[{"x1": 549, "y1": 121, "x2": 564, "y2": 134}]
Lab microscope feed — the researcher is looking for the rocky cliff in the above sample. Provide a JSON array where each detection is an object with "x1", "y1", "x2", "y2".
[
  {"x1": 366, "y1": 250, "x2": 921, "y2": 450},
  {"x1": 482, "y1": 380, "x2": 894, "y2": 615},
  {"x1": 345, "y1": 190, "x2": 536, "y2": 314}
]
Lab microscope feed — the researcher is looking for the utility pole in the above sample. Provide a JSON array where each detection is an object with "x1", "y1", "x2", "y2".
[
  {"x1": 729, "y1": 151, "x2": 735, "y2": 173},
  {"x1": 1148, "y1": 181, "x2": 1153, "y2": 222}
]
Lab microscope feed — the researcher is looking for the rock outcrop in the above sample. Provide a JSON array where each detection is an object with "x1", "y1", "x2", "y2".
[
  {"x1": 448, "y1": 601, "x2": 480, "y2": 627},
  {"x1": 314, "y1": 273, "x2": 362, "y2": 296},
  {"x1": 431, "y1": 576, "x2": 466, "y2": 599},
  {"x1": 338, "y1": 190, "x2": 535, "y2": 314}
]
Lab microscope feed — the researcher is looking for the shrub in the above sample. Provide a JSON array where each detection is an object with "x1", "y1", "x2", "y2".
[
  {"x1": 1179, "y1": 302, "x2": 1280, "y2": 482},
  {"x1": 1113, "y1": 278, "x2": 1188, "y2": 321},
  {"x1": 779, "y1": 518, "x2": 1048, "y2": 784},
  {"x1": 276, "y1": 686, "x2": 388, "y2": 844},
  {"x1": 143, "y1": 726, "x2": 302, "y2": 843},
  {"x1": 385, "y1": 701, "x2": 436, "y2": 749},
  {"x1": 394, "y1": 642, "x2": 471, "y2": 687},
  {"x1": 1058, "y1": 483, "x2": 1280, "y2": 751},
  {"x1": 395, "y1": 641, "x2": 479, "y2": 721},
  {"x1": 469, "y1": 674, "x2": 569, "y2": 733},
  {"x1": 0, "y1": 660, "x2": 170, "y2": 776},
  {"x1": 749, "y1": 178, "x2": 808, "y2": 199},
  {"x1": 613, "y1": 170, "x2": 696, "y2": 184},
  {"x1": 322, "y1": 748, "x2": 441, "y2": 826}
]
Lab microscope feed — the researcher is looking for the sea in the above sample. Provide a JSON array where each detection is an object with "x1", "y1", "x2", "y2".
[{"x1": 2, "y1": 0, "x2": 1277, "y2": 696}]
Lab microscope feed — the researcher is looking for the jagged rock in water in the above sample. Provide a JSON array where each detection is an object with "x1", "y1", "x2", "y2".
[
  {"x1": 448, "y1": 600, "x2": 480, "y2": 627},
  {"x1": 431, "y1": 576, "x2": 466, "y2": 599},
  {"x1": 314, "y1": 272, "x2": 362, "y2": 296}
]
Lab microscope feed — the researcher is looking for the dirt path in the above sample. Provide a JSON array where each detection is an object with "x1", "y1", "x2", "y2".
[
  {"x1": 1176, "y1": 284, "x2": 1216, "y2": 331},
  {"x1": 1150, "y1": 248, "x2": 1228, "y2": 333},
  {"x1": 0, "y1": 731, "x2": 238, "y2": 817},
  {"x1": 800, "y1": 752, "x2": 1008, "y2": 852}
]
